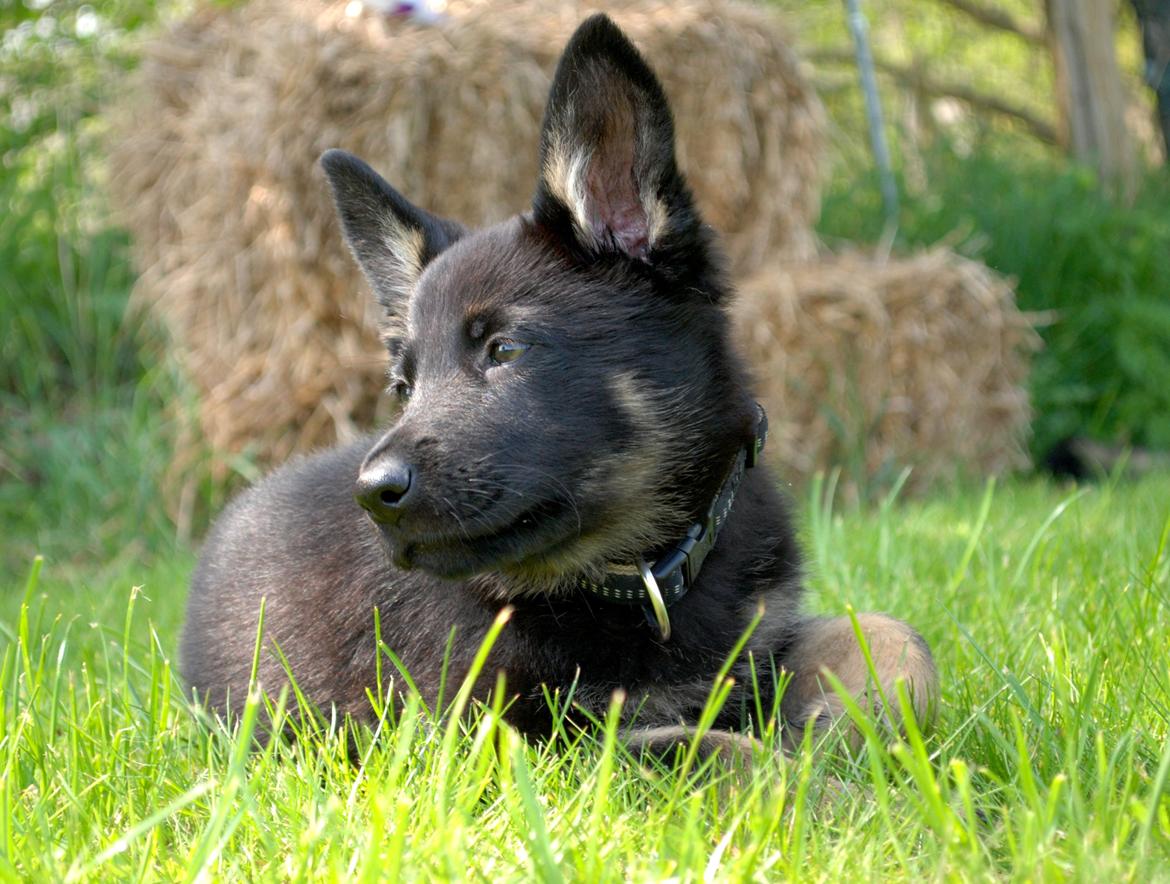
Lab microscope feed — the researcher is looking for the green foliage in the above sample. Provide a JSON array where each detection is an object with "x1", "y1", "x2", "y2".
[
  {"x1": 0, "y1": 0, "x2": 165, "y2": 404},
  {"x1": 772, "y1": 0, "x2": 1155, "y2": 172},
  {"x1": 0, "y1": 380, "x2": 190, "y2": 579},
  {"x1": 1, "y1": 0, "x2": 220, "y2": 563},
  {"x1": 820, "y1": 148, "x2": 1170, "y2": 456},
  {"x1": 0, "y1": 134, "x2": 146, "y2": 404},
  {"x1": 774, "y1": 0, "x2": 1166, "y2": 460}
]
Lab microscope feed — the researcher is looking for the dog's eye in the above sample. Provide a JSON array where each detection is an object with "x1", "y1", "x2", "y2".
[
  {"x1": 489, "y1": 339, "x2": 530, "y2": 365},
  {"x1": 392, "y1": 381, "x2": 413, "y2": 403}
]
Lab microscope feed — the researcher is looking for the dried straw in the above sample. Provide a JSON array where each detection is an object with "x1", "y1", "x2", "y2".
[
  {"x1": 108, "y1": 0, "x2": 824, "y2": 471},
  {"x1": 732, "y1": 248, "x2": 1040, "y2": 496}
]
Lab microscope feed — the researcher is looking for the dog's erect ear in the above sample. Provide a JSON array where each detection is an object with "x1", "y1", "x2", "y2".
[
  {"x1": 321, "y1": 149, "x2": 463, "y2": 322},
  {"x1": 533, "y1": 14, "x2": 698, "y2": 262}
]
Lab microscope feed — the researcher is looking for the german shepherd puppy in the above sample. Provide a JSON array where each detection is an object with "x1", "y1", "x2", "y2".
[{"x1": 181, "y1": 15, "x2": 937, "y2": 757}]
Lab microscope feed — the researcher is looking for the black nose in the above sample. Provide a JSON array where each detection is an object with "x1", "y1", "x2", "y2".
[{"x1": 355, "y1": 459, "x2": 415, "y2": 523}]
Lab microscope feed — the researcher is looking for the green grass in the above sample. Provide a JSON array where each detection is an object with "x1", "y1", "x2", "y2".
[{"x1": 3, "y1": 464, "x2": 1168, "y2": 880}]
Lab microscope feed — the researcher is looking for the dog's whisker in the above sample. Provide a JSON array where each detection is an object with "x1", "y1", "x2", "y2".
[{"x1": 439, "y1": 495, "x2": 475, "y2": 542}]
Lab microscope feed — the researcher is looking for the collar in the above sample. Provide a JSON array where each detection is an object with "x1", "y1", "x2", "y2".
[{"x1": 575, "y1": 403, "x2": 768, "y2": 640}]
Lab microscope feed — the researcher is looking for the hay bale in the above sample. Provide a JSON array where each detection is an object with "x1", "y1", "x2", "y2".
[
  {"x1": 732, "y1": 248, "x2": 1040, "y2": 497},
  {"x1": 108, "y1": 0, "x2": 824, "y2": 469}
]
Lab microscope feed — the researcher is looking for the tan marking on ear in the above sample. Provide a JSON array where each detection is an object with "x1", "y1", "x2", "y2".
[
  {"x1": 379, "y1": 222, "x2": 425, "y2": 293},
  {"x1": 543, "y1": 133, "x2": 595, "y2": 247},
  {"x1": 642, "y1": 191, "x2": 670, "y2": 247}
]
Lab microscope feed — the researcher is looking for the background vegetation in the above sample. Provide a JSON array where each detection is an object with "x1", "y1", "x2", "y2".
[
  {"x1": 2, "y1": 0, "x2": 1169, "y2": 878},
  {"x1": 820, "y1": 150, "x2": 1170, "y2": 458},
  {"x1": 774, "y1": 0, "x2": 1170, "y2": 461}
]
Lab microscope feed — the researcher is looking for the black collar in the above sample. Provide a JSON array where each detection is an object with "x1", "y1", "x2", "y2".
[{"x1": 575, "y1": 404, "x2": 768, "y2": 639}]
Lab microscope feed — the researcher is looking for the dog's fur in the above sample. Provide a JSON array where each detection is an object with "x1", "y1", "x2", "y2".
[{"x1": 180, "y1": 15, "x2": 937, "y2": 757}]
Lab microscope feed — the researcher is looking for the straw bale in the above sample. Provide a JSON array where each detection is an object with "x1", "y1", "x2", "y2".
[
  {"x1": 732, "y1": 248, "x2": 1040, "y2": 496},
  {"x1": 108, "y1": 0, "x2": 823, "y2": 470}
]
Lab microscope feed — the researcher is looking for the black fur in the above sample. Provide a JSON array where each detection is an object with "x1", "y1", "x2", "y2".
[{"x1": 182, "y1": 14, "x2": 811, "y2": 741}]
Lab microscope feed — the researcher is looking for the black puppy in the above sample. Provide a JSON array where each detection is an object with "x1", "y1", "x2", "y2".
[{"x1": 181, "y1": 15, "x2": 937, "y2": 757}]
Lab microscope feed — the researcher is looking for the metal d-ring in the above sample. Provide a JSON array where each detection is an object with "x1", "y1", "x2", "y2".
[{"x1": 638, "y1": 558, "x2": 671, "y2": 641}]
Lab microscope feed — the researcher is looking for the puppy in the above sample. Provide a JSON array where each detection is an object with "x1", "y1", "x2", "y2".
[{"x1": 181, "y1": 14, "x2": 937, "y2": 759}]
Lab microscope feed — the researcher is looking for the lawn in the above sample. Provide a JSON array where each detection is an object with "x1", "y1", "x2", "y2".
[{"x1": 3, "y1": 451, "x2": 1168, "y2": 879}]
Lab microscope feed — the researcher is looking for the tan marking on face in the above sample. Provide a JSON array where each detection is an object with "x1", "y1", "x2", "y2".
[
  {"x1": 472, "y1": 371, "x2": 684, "y2": 599},
  {"x1": 561, "y1": 371, "x2": 680, "y2": 562},
  {"x1": 610, "y1": 370, "x2": 656, "y2": 423},
  {"x1": 607, "y1": 371, "x2": 672, "y2": 503}
]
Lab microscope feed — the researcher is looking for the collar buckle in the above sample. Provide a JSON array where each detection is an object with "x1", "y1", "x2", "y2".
[{"x1": 648, "y1": 518, "x2": 708, "y2": 592}]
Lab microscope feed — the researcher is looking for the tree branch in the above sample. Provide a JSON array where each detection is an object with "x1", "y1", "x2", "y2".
[
  {"x1": 810, "y1": 48, "x2": 1059, "y2": 145},
  {"x1": 931, "y1": 0, "x2": 1047, "y2": 46}
]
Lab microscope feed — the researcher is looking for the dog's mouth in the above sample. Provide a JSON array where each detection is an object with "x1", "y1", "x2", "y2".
[{"x1": 376, "y1": 496, "x2": 584, "y2": 580}]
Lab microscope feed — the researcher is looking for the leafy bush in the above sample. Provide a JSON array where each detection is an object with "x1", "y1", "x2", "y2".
[
  {"x1": 819, "y1": 148, "x2": 1170, "y2": 457},
  {"x1": 1, "y1": 0, "x2": 163, "y2": 406},
  {"x1": 0, "y1": 1, "x2": 226, "y2": 563}
]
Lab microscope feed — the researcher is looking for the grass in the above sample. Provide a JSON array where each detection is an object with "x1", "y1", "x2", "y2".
[{"x1": 2, "y1": 456, "x2": 1168, "y2": 879}]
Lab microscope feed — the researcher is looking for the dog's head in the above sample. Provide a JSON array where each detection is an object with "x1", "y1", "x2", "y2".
[{"x1": 322, "y1": 15, "x2": 758, "y2": 594}]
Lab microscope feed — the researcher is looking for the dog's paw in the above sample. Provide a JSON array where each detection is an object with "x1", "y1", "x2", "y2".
[{"x1": 622, "y1": 725, "x2": 759, "y2": 768}]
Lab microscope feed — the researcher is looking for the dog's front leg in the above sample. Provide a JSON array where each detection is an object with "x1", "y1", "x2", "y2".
[{"x1": 778, "y1": 614, "x2": 939, "y2": 749}]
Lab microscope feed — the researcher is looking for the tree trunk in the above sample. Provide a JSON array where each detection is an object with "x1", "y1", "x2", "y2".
[
  {"x1": 1130, "y1": 0, "x2": 1170, "y2": 162},
  {"x1": 1046, "y1": 0, "x2": 1136, "y2": 193}
]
